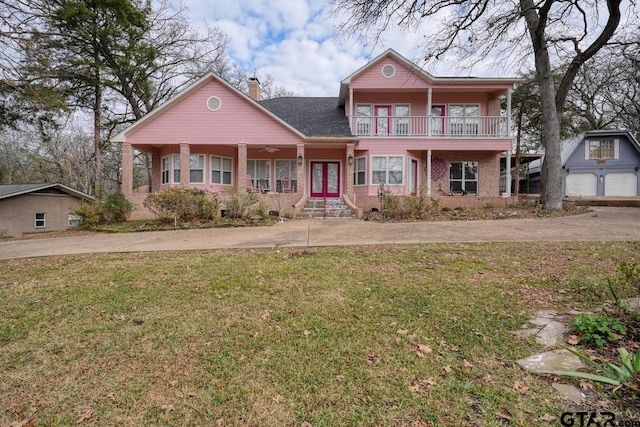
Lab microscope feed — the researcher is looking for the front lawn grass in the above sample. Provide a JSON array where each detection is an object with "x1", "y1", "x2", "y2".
[{"x1": 1, "y1": 242, "x2": 638, "y2": 426}]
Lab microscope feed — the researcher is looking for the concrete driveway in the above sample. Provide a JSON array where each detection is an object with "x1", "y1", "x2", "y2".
[{"x1": 1, "y1": 207, "x2": 639, "y2": 260}]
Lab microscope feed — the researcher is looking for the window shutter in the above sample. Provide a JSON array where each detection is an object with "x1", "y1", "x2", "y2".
[
  {"x1": 614, "y1": 139, "x2": 619, "y2": 159},
  {"x1": 584, "y1": 141, "x2": 590, "y2": 160}
]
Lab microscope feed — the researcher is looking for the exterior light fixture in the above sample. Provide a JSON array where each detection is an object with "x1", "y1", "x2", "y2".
[
  {"x1": 348, "y1": 154, "x2": 354, "y2": 165},
  {"x1": 297, "y1": 154, "x2": 303, "y2": 165}
]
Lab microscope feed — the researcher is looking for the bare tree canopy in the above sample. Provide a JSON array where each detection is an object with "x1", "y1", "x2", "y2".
[{"x1": 332, "y1": 0, "x2": 636, "y2": 209}]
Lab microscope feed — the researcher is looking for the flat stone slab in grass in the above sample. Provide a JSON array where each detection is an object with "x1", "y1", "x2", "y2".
[
  {"x1": 528, "y1": 316, "x2": 554, "y2": 326},
  {"x1": 510, "y1": 328, "x2": 539, "y2": 339},
  {"x1": 623, "y1": 297, "x2": 640, "y2": 310},
  {"x1": 552, "y1": 382, "x2": 585, "y2": 404},
  {"x1": 517, "y1": 349, "x2": 585, "y2": 373},
  {"x1": 536, "y1": 321, "x2": 568, "y2": 347}
]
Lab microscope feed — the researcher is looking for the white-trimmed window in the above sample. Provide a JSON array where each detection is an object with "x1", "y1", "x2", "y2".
[
  {"x1": 161, "y1": 156, "x2": 170, "y2": 184},
  {"x1": 275, "y1": 160, "x2": 297, "y2": 193},
  {"x1": 355, "y1": 104, "x2": 372, "y2": 136},
  {"x1": 172, "y1": 154, "x2": 181, "y2": 183},
  {"x1": 189, "y1": 155, "x2": 205, "y2": 183},
  {"x1": 247, "y1": 159, "x2": 271, "y2": 189},
  {"x1": 394, "y1": 104, "x2": 411, "y2": 136},
  {"x1": 35, "y1": 213, "x2": 46, "y2": 228},
  {"x1": 68, "y1": 214, "x2": 81, "y2": 227},
  {"x1": 211, "y1": 156, "x2": 232, "y2": 185},
  {"x1": 354, "y1": 156, "x2": 366, "y2": 186},
  {"x1": 587, "y1": 139, "x2": 617, "y2": 160},
  {"x1": 372, "y1": 156, "x2": 403, "y2": 185},
  {"x1": 450, "y1": 161, "x2": 478, "y2": 195},
  {"x1": 449, "y1": 104, "x2": 480, "y2": 136}
]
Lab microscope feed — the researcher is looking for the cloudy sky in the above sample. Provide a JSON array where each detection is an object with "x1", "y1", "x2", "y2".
[{"x1": 180, "y1": 0, "x2": 506, "y2": 97}]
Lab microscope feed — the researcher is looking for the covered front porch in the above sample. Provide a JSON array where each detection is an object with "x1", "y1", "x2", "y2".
[{"x1": 120, "y1": 141, "x2": 360, "y2": 219}]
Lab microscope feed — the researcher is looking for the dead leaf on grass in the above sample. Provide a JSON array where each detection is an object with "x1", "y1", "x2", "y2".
[
  {"x1": 538, "y1": 413, "x2": 557, "y2": 422},
  {"x1": 216, "y1": 418, "x2": 224, "y2": 426},
  {"x1": 76, "y1": 406, "x2": 94, "y2": 424},
  {"x1": 160, "y1": 404, "x2": 174, "y2": 414},
  {"x1": 9, "y1": 420, "x2": 31, "y2": 427},
  {"x1": 512, "y1": 380, "x2": 529, "y2": 394},
  {"x1": 579, "y1": 380, "x2": 594, "y2": 391},
  {"x1": 397, "y1": 329, "x2": 409, "y2": 335},
  {"x1": 461, "y1": 359, "x2": 475, "y2": 369},
  {"x1": 303, "y1": 330, "x2": 311, "y2": 337},
  {"x1": 367, "y1": 352, "x2": 380, "y2": 366},
  {"x1": 335, "y1": 375, "x2": 344, "y2": 383},
  {"x1": 496, "y1": 412, "x2": 512, "y2": 421},
  {"x1": 443, "y1": 366, "x2": 452, "y2": 374},
  {"x1": 259, "y1": 310, "x2": 272, "y2": 321},
  {"x1": 414, "y1": 344, "x2": 432, "y2": 358}
]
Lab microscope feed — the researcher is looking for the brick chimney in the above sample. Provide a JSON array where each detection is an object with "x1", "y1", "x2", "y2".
[{"x1": 248, "y1": 77, "x2": 261, "y2": 101}]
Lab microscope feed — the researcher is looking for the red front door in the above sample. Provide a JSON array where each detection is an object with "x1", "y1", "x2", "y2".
[{"x1": 311, "y1": 162, "x2": 340, "y2": 197}]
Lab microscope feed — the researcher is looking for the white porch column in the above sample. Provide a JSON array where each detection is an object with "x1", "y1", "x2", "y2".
[
  {"x1": 426, "y1": 149, "x2": 432, "y2": 196},
  {"x1": 427, "y1": 88, "x2": 433, "y2": 137},
  {"x1": 505, "y1": 151, "x2": 512, "y2": 196},
  {"x1": 179, "y1": 143, "x2": 190, "y2": 186},
  {"x1": 296, "y1": 144, "x2": 305, "y2": 195}
]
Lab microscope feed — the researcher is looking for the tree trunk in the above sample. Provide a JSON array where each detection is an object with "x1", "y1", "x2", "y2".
[
  {"x1": 94, "y1": 81, "x2": 103, "y2": 193},
  {"x1": 520, "y1": 0, "x2": 563, "y2": 210}
]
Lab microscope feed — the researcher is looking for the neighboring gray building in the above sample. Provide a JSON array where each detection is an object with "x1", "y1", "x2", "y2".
[
  {"x1": 527, "y1": 130, "x2": 640, "y2": 196},
  {"x1": 0, "y1": 183, "x2": 93, "y2": 237}
]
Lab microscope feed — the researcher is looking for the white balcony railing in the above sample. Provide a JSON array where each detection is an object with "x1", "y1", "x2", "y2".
[{"x1": 351, "y1": 115, "x2": 510, "y2": 138}]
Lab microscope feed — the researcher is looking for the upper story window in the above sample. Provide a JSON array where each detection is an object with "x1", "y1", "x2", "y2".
[
  {"x1": 394, "y1": 104, "x2": 410, "y2": 136},
  {"x1": 356, "y1": 104, "x2": 372, "y2": 136},
  {"x1": 206, "y1": 96, "x2": 222, "y2": 111},
  {"x1": 587, "y1": 140, "x2": 616, "y2": 160},
  {"x1": 449, "y1": 104, "x2": 480, "y2": 136}
]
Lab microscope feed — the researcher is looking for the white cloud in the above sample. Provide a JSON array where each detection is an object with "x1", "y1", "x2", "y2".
[{"x1": 180, "y1": 0, "x2": 520, "y2": 97}]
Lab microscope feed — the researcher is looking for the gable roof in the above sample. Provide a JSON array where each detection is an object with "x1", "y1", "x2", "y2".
[
  {"x1": 259, "y1": 97, "x2": 353, "y2": 137},
  {"x1": 0, "y1": 183, "x2": 94, "y2": 201},
  {"x1": 338, "y1": 48, "x2": 520, "y2": 105},
  {"x1": 112, "y1": 73, "x2": 312, "y2": 143}
]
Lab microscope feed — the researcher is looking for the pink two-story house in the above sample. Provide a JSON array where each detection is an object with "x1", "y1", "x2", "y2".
[{"x1": 114, "y1": 49, "x2": 518, "y2": 218}]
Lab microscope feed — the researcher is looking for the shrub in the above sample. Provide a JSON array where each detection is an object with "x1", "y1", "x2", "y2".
[
  {"x1": 571, "y1": 313, "x2": 627, "y2": 348},
  {"x1": 225, "y1": 189, "x2": 260, "y2": 219},
  {"x1": 143, "y1": 188, "x2": 219, "y2": 223},
  {"x1": 75, "y1": 192, "x2": 134, "y2": 227}
]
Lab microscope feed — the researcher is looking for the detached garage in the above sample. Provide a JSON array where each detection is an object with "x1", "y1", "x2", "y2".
[{"x1": 526, "y1": 130, "x2": 640, "y2": 198}]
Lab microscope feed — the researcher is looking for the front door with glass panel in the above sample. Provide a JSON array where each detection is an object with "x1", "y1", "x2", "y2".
[{"x1": 311, "y1": 162, "x2": 340, "y2": 197}]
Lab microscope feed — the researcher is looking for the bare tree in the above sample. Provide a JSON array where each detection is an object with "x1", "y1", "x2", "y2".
[{"x1": 332, "y1": 0, "x2": 631, "y2": 209}]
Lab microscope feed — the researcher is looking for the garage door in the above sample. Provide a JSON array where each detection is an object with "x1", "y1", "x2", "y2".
[
  {"x1": 605, "y1": 173, "x2": 638, "y2": 196},
  {"x1": 565, "y1": 173, "x2": 597, "y2": 196}
]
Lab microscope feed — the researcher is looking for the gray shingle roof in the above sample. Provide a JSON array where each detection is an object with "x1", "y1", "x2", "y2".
[
  {"x1": 0, "y1": 183, "x2": 93, "y2": 200},
  {"x1": 259, "y1": 97, "x2": 353, "y2": 138}
]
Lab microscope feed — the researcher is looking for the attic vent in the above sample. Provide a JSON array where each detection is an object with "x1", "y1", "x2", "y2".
[
  {"x1": 206, "y1": 96, "x2": 222, "y2": 111},
  {"x1": 381, "y1": 64, "x2": 396, "y2": 78}
]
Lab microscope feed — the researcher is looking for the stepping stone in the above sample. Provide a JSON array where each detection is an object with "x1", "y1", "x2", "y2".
[
  {"x1": 510, "y1": 328, "x2": 539, "y2": 339},
  {"x1": 528, "y1": 317, "x2": 553, "y2": 326},
  {"x1": 552, "y1": 382, "x2": 585, "y2": 404},
  {"x1": 622, "y1": 297, "x2": 640, "y2": 310},
  {"x1": 516, "y1": 349, "x2": 585, "y2": 373},
  {"x1": 536, "y1": 321, "x2": 567, "y2": 347},
  {"x1": 535, "y1": 309, "x2": 558, "y2": 318}
]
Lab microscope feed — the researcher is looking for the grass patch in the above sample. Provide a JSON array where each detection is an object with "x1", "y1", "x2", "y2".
[{"x1": 1, "y1": 242, "x2": 638, "y2": 426}]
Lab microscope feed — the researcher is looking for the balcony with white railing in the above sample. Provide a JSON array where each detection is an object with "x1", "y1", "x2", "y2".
[{"x1": 351, "y1": 115, "x2": 511, "y2": 138}]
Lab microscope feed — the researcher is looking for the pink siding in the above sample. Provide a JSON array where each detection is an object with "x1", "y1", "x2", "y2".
[
  {"x1": 350, "y1": 57, "x2": 430, "y2": 90},
  {"x1": 125, "y1": 78, "x2": 304, "y2": 147},
  {"x1": 351, "y1": 92, "x2": 428, "y2": 116}
]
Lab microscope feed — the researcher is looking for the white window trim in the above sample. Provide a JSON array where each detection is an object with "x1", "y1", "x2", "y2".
[
  {"x1": 447, "y1": 103, "x2": 481, "y2": 116},
  {"x1": 381, "y1": 63, "x2": 396, "y2": 78},
  {"x1": 585, "y1": 139, "x2": 619, "y2": 160},
  {"x1": 247, "y1": 159, "x2": 272, "y2": 188},
  {"x1": 394, "y1": 104, "x2": 411, "y2": 136},
  {"x1": 189, "y1": 154, "x2": 206, "y2": 184},
  {"x1": 354, "y1": 156, "x2": 367, "y2": 186},
  {"x1": 355, "y1": 104, "x2": 372, "y2": 136},
  {"x1": 210, "y1": 155, "x2": 233, "y2": 185},
  {"x1": 35, "y1": 213, "x2": 46, "y2": 228},
  {"x1": 371, "y1": 155, "x2": 404, "y2": 186}
]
